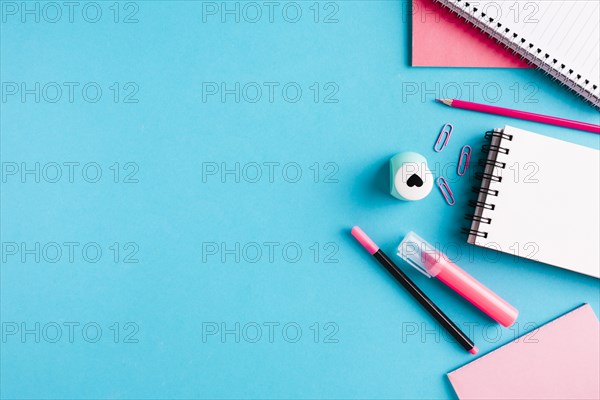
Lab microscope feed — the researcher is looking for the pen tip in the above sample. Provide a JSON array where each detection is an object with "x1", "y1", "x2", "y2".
[
  {"x1": 351, "y1": 226, "x2": 379, "y2": 255},
  {"x1": 469, "y1": 346, "x2": 479, "y2": 355}
]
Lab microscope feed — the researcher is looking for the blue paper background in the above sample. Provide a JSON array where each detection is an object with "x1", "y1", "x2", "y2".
[{"x1": 1, "y1": 1, "x2": 599, "y2": 399}]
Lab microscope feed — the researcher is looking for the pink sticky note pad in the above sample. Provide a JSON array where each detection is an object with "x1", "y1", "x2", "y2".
[
  {"x1": 448, "y1": 304, "x2": 600, "y2": 400},
  {"x1": 412, "y1": 0, "x2": 530, "y2": 68}
]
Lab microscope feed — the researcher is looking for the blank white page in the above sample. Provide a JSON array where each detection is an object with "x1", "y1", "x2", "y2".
[
  {"x1": 474, "y1": 126, "x2": 600, "y2": 278},
  {"x1": 437, "y1": 0, "x2": 600, "y2": 107}
]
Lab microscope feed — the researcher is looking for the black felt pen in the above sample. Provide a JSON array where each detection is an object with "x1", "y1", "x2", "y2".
[{"x1": 351, "y1": 226, "x2": 478, "y2": 355}]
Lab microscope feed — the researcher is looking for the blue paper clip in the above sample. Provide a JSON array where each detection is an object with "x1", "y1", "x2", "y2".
[
  {"x1": 437, "y1": 176, "x2": 455, "y2": 206},
  {"x1": 457, "y1": 145, "x2": 472, "y2": 176},
  {"x1": 434, "y1": 123, "x2": 453, "y2": 152}
]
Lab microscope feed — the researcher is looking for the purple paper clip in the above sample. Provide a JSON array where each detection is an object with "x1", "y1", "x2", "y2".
[
  {"x1": 434, "y1": 123, "x2": 453, "y2": 152},
  {"x1": 457, "y1": 145, "x2": 472, "y2": 176},
  {"x1": 437, "y1": 176, "x2": 455, "y2": 206}
]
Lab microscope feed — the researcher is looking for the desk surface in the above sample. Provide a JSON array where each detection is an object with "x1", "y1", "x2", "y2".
[{"x1": 2, "y1": 2, "x2": 599, "y2": 399}]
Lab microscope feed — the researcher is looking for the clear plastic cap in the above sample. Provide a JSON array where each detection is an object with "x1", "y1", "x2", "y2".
[{"x1": 397, "y1": 231, "x2": 443, "y2": 278}]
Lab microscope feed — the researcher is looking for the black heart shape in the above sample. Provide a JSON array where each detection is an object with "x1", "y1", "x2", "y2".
[{"x1": 407, "y1": 174, "x2": 423, "y2": 188}]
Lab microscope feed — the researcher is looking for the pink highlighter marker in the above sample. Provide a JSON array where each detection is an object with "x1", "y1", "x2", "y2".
[{"x1": 398, "y1": 232, "x2": 518, "y2": 327}]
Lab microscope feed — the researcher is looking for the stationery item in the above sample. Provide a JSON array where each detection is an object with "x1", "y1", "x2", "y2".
[
  {"x1": 437, "y1": 98, "x2": 600, "y2": 134},
  {"x1": 448, "y1": 304, "x2": 600, "y2": 400},
  {"x1": 397, "y1": 231, "x2": 518, "y2": 327},
  {"x1": 457, "y1": 145, "x2": 471, "y2": 176},
  {"x1": 411, "y1": 0, "x2": 529, "y2": 68},
  {"x1": 434, "y1": 123, "x2": 453, "y2": 152},
  {"x1": 389, "y1": 152, "x2": 434, "y2": 201},
  {"x1": 351, "y1": 226, "x2": 478, "y2": 354},
  {"x1": 436, "y1": 177, "x2": 455, "y2": 206},
  {"x1": 433, "y1": 0, "x2": 600, "y2": 108},
  {"x1": 465, "y1": 126, "x2": 600, "y2": 278}
]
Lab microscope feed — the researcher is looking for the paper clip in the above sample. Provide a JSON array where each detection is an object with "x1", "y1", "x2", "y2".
[
  {"x1": 457, "y1": 145, "x2": 472, "y2": 176},
  {"x1": 437, "y1": 177, "x2": 455, "y2": 206},
  {"x1": 434, "y1": 123, "x2": 453, "y2": 152}
]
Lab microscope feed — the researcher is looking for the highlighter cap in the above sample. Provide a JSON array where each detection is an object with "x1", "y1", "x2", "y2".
[{"x1": 397, "y1": 231, "x2": 443, "y2": 278}]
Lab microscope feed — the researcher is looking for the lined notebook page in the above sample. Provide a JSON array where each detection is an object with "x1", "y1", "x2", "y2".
[
  {"x1": 435, "y1": 0, "x2": 600, "y2": 107},
  {"x1": 471, "y1": 126, "x2": 600, "y2": 278}
]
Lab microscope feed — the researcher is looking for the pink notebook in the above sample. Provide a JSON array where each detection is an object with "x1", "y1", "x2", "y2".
[
  {"x1": 412, "y1": 0, "x2": 530, "y2": 68},
  {"x1": 448, "y1": 304, "x2": 600, "y2": 400}
]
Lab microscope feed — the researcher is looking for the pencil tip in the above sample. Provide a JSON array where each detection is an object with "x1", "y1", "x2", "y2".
[{"x1": 436, "y1": 98, "x2": 452, "y2": 106}]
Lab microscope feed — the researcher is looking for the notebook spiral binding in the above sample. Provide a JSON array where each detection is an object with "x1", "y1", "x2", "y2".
[
  {"x1": 462, "y1": 130, "x2": 513, "y2": 239},
  {"x1": 431, "y1": 0, "x2": 600, "y2": 109}
]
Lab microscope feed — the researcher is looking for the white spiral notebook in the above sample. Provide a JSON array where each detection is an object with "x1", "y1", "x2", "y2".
[
  {"x1": 433, "y1": 0, "x2": 600, "y2": 108},
  {"x1": 465, "y1": 126, "x2": 600, "y2": 278}
]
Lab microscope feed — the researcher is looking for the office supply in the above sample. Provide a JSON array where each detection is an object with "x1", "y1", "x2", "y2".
[
  {"x1": 411, "y1": 0, "x2": 529, "y2": 68},
  {"x1": 436, "y1": 177, "x2": 455, "y2": 206},
  {"x1": 448, "y1": 304, "x2": 600, "y2": 400},
  {"x1": 437, "y1": 98, "x2": 600, "y2": 134},
  {"x1": 397, "y1": 231, "x2": 518, "y2": 327},
  {"x1": 390, "y1": 152, "x2": 434, "y2": 201},
  {"x1": 457, "y1": 145, "x2": 471, "y2": 176},
  {"x1": 433, "y1": 0, "x2": 600, "y2": 108},
  {"x1": 351, "y1": 226, "x2": 478, "y2": 354},
  {"x1": 434, "y1": 123, "x2": 453, "y2": 152},
  {"x1": 465, "y1": 126, "x2": 600, "y2": 278}
]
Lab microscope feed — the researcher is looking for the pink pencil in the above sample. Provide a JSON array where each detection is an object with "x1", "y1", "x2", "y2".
[{"x1": 437, "y1": 98, "x2": 600, "y2": 134}]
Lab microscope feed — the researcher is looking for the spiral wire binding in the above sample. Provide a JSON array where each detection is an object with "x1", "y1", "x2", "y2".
[
  {"x1": 475, "y1": 172, "x2": 502, "y2": 182},
  {"x1": 461, "y1": 130, "x2": 513, "y2": 240},
  {"x1": 468, "y1": 200, "x2": 495, "y2": 210},
  {"x1": 431, "y1": 0, "x2": 600, "y2": 109},
  {"x1": 478, "y1": 159, "x2": 506, "y2": 169},
  {"x1": 482, "y1": 144, "x2": 510, "y2": 155}
]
